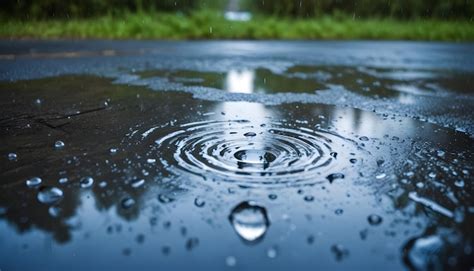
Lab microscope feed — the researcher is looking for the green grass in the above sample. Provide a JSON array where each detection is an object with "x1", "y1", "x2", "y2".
[{"x1": 1, "y1": 10, "x2": 473, "y2": 41}]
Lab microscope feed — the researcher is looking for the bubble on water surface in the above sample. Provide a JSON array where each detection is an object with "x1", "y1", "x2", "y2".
[
  {"x1": 130, "y1": 119, "x2": 370, "y2": 188},
  {"x1": 229, "y1": 201, "x2": 269, "y2": 243},
  {"x1": 26, "y1": 177, "x2": 42, "y2": 187},
  {"x1": 80, "y1": 177, "x2": 94, "y2": 188},
  {"x1": 37, "y1": 187, "x2": 64, "y2": 205}
]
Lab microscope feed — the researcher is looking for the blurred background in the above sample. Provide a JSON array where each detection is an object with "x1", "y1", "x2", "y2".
[{"x1": 1, "y1": 0, "x2": 473, "y2": 40}]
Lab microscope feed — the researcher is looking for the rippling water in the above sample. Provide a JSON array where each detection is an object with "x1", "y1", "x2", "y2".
[{"x1": 0, "y1": 63, "x2": 472, "y2": 270}]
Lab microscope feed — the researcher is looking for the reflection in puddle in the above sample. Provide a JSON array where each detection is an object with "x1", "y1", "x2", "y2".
[{"x1": 0, "y1": 75, "x2": 472, "y2": 270}]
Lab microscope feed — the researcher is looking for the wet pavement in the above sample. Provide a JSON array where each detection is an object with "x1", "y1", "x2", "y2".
[{"x1": 0, "y1": 41, "x2": 473, "y2": 270}]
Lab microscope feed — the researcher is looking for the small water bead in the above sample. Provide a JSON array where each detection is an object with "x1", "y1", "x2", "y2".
[
  {"x1": 110, "y1": 148, "x2": 118, "y2": 154},
  {"x1": 131, "y1": 178, "x2": 145, "y2": 188},
  {"x1": 307, "y1": 235, "x2": 315, "y2": 245},
  {"x1": 194, "y1": 197, "x2": 205, "y2": 207},
  {"x1": 266, "y1": 246, "x2": 278, "y2": 258},
  {"x1": 304, "y1": 195, "x2": 314, "y2": 202},
  {"x1": 48, "y1": 206, "x2": 62, "y2": 217},
  {"x1": 26, "y1": 177, "x2": 42, "y2": 187},
  {"x1": 335, "y1": 209, "x2": 344, "y2": 215},
  {"x1": 58, "y1": 177, "x2": 68, "y2": 184},
  {"x1": 330, "y1": 152, "x2": 338, "y2": 158},
  {"x1": 268, "y1": 194, "x2": 277, "y2": 200},
  {"x1": 37, "y1": 187, "x2": 64, "y2": 205},
  {"x1": 349, "y1": 158, "x2": 357, "y2": 164},
  {"x1": 225, "y1": 256, "x2": 237, "y2": 267},
  {"x1": 359, "y1": 136, "x2": 369, "y2": 141},
  {"x1": 367, "y1": 214, "x2": 383, "y2": 225},
  {"x1": 229, "y1": 201, "x2": 270, "y2": 243},
  {"x1": 326, "y1": 173, "x2": 345, "y2": 183},
  {"x1": 121, "y1": 197, "x2": 136, "y2": 209},
  {"x1": 80, "y1": 177, "x2": 94, "y2": 188},
  {"x1": 54, "y1": 140, "x2": 65, "y2": 149},
  {"x1": 243, "y1": 132, "x2": 256, "y2": 137},
  {"x1": 99, "y1": 181, "x2": 107, "y2": 188},
  {"x1": 416, "y1": 182, "x2": 425, "y2": 189},
  {"x1": 146, "y1": 158, "x2": 156, "y2": 164},
  {"x1": 186, "y1": 237, "x2": 199, "y2": 251},
  {"x1": 158, "y1": 194, "x2": 174, "y2": 204},
  {"x1": 331, "y1": 244, "x2": 349, "y2": 261},
  {"x1": 8, "y1": 152, "x2": 17, "y2": 161},
  {"x1": 454, "y1": 180, "x2": 464, "y2": 188},
  {"x1": 376, "y1": 173, "x2": 386, "y2": 179}
]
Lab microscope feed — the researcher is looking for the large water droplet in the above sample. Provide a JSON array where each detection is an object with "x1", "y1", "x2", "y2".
[
  {"x1": 37, "y1": 187, "x2": 64, "y2": 205},
  {"x1": 80, "y1": 177, "x2": 94, "y2": 188},
  {"x1": 228, "y1": 201, "x2": 269, "y2": 243},
  {"x1": 8, "y1": 152, "x2": 17, "y2": 161},
  {"x1": 26, "y1": 177, "x2": 42, "y2": 187},
  {"x1": 367, "y1": 214, "x2": 383, "y2": 225},
  {"x1": 403, "y1": 234, "x2": 444, "y2": 271},
  {"x1": 54, "y1": 140, "x2": 65, "y2": 149}
]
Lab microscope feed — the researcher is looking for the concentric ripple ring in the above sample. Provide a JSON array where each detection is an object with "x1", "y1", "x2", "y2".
[{"x1": 132, "y1": 119, "x2": 368, "y2": 187}]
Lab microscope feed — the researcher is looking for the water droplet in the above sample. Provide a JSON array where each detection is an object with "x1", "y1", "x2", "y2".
[
  {"x1": 26, "y1": 177, "x2": 42, "y2": 187},
  {"x1": 35, "y1": 98, "x2": 42, "y2": 105},
  {"x1": 403, "y1": 234, "x2": 444, "y2": 271},
  {"x1": 454, "y1": 180, "x2": 464, "y2": 188},
  {"x1": 110, "y1": 148, "x2": 118, "y2": 154},
  {"x1": 436, "y1": 150, "x2": 445, "y2": 157},
  {"x1": 229, "y1": 201, "x2": 269, "y2": 243},
  {"x1": 194, "y1": 197, "x2": 205, "y2": 207},
  {"x1": 367, "y1": 214, "x2": 383, "y2": 225},
  {"x1": 8, "y1": 153, "x2": 17, "y2": 161},
  {"x1": 37, "y1": 187, "x2": 63, "y2": 205},
  {"x1": 359, "y1": 136, "x2": 369, "y2": 141},
  {"x1": 121, "y1": 197, "x2": 136, "y2": 209},
  {"x1": 158, "y1": 194, "x2": 174, "y2": 204},
  {"x1": 186, "y1": 237, "x2": 199, "y2": 251},
  {"x1": 307, "y1": 235, "x2": 315, "y2": 244},
  {"x1": 416, "y1": 182, "x2": 425, "y2": 189},
  {"x1": 146, "y1": 158, "x2": 156, "y2": 164},
  {"x1": 225, "y1": 256, "x2": 237, "y2": 267},
  {"x1": 80, "y1": 177, "x2": 94, "y2": 188},
  {"x1": 304, "y1": 195, "x2": 314, "y2": 202},
  {"x1": 131, "y1": 179, "x2": 145, "y2": 188},
  {"x1": 349, "y1": 158, "x2": 357, "y2": 164},
  {"x1": 376, "y1": 173, "x2": 386, "y2": 179},
  {"x1": 326, "y1": 173, "x2": 345, "y2": 183},
  {"x1": 335, "y1": 209, "x2": 344, "y2": 215},
  {"x1": 99, "y1": 181, "x2": 107, "y2": 188},
  {"x1": 331, "y1": 244, "x2": 349, "y2": 261},
  {"x1": 268, "y1": 194, "x2": 277, "y2": 200},
  {"x1": 267, "y1": 246, "x2": 278, "y2": 258},
  {"x1": 243, "y1": 132, "x2": 256, "y2": 137},
  {"x1": 330, "y1": 152, "x2": 338, "y2": 158},
  {"x1": 54, "y1": 140, "x2": 65, "y2": 149},
  {"x1": 58, "y1": 177, "x2": 68, "y2": 184},
  {"x1": 48, "y1": 206, "x2": 62, "y2": 217}
]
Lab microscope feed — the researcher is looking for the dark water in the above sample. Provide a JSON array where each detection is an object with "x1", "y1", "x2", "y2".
[{"x1": 0, "y1": 73, "x2": 472, "y2": 270}]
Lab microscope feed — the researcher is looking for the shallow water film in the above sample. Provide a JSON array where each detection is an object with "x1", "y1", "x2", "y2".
[{"x1": 0, "y1": 41, "x2": 473, "y2": 270}]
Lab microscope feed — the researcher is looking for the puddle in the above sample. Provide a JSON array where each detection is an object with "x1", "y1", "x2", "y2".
[{"x1": 0, "y1": 75, "x2": 472, "y2": 270}]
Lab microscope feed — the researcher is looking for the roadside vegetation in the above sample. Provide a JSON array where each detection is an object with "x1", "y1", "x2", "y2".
[{"x1": 1, "y1": 0, "x2": 472, "y2": 41}]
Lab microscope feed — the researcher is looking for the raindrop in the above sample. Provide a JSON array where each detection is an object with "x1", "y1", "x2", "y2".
[
  {"x1": 58, "y1": 177, "x2": 68, "y2": 184},
  {"x1": 367, "y1": 214, "x2": 383, "y2": 225},
  {"x1": 331, "y1": 244, "x2": 349, "y2": 261},
  {"x1": 26, "y1": 177, "x2": 42, "y2": 187},
  {"x1": 268, "y1": 194, "x2": 277, "y2": 200},
  {"x1": 158, "y1": 194, "x2": 174, "y2": 204},
  {"x1": 454, "y1": 180, "x2": 464, "y2": 188},
  {"x1": 8, "y1": 152, "x2": 17, "y2": 161},
  {"x1": 229, "y1": 201, "x2": 269, "y2": 243},
  {"x1": 326, "y1": 173, "x2": 345, "y2": 183},
  {"x1": 48, "y1": 206, "x2": 62, "y2": 217},
  {"x1": 121, "y1": 197, "x2": 136, "y2": 209},
  {"x1": 267, "y1": 246, "x2": 278, "y2": 258},
  {"x1": 131, "y1": 178, "x2": 145, "y2": 188},
  {"x1": 194, "y1": 197, "x2": 205, "y2": 207},
  {"x1": 37, "y1": 187, "x2": 64, "y2": 205},
  {"x1": 359, "y1": 136, "x2": 369, "y2": 141},
  {"x1": 80, "y1": 177, "x2": 94, "y2": 188},
  {"x1": 54, "y1": 140, "x2": 65, "y2": 149},
  {"x1": 243, "y1": 132, "x2": 256, "y2": 137},
  {"x1": 186, "y1": 237, "x2": 199, "y2": 251},
  {"x1": 304, "y1": 195, "x2": 314, "y2": 202},
  {"x1": 225, "y1": 256, "x2": 237, "y2": 267},
  {"x1": 335, "y1": 209, "x2": 344, "y2": 215}
]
